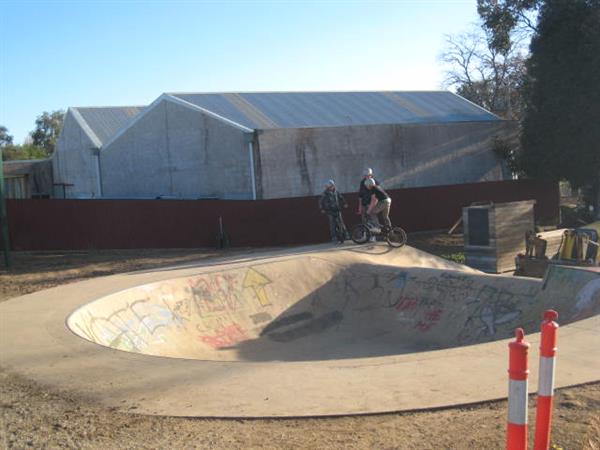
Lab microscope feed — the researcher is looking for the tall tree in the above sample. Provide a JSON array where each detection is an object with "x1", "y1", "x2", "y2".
[
  {"x1": 0, "y1": 126, "x2": 13, "y2": 147},
  {"x1": 440, "y1": 28, "x2": 527, "y2": 119},
  {"x1": 477, "y1": 0, "x2": 541, "y2": 53},
  {"x1": 30, "y1": 110, "x2": 64, "y2": 154},
  {"x1": 519, "y1": 0, "x2": 600, "y2": 213}
]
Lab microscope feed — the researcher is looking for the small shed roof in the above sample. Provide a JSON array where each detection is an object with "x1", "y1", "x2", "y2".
[
  {"x1": 72, "y1": 106, "x2": 144, "y2": 145},
  {"x1": 168, "y1": 91, "x2": 499, "y2": 130}
]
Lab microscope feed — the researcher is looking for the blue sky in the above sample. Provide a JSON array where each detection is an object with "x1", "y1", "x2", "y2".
[{"x1": 0, "y1": 0, "x2": 479, "y2": 143}]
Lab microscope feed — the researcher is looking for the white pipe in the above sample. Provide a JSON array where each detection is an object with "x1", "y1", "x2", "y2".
[
  {"x1": 248, "y1": 141, "x2": 257, "y2": 200},
  {"x1": 94, "y1": 149, "x2": 103, "y2": 198}
]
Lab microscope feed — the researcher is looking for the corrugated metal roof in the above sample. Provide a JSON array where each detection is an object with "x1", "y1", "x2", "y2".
[
  {"x1": 169, "y1": 91, "x2": 499, "y2": 130},
  {"x1": 73, "y1": 106, "x2": 144, "y2": 145}
]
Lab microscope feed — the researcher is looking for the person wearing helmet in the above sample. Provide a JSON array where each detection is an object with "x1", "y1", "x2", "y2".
[
  {"x1": 357, "y1": 168, "x2": 379, "y2": 222},
  {"x1": 358, "y1": 168, "x2": 379, "y2": 241},
  {"x1": 364, "y1": 177, "x2": 392, "y2": 232},
  {"x1": 319, "y1": 179, "x2": 348, "y2": 243}
]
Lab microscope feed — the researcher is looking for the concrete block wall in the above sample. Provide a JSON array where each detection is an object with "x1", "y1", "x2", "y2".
[
  {"x1": 52, "y1": 110, "x2": 100, "y2": 198},
  {"x1": 254, "y1": 121, "x2": 516, "y2": 199},
  {"x1": 100, "y1": 99, "x2": 252, "y2": 199}
]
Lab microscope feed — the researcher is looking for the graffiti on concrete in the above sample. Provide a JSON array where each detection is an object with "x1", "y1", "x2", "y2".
[
  {"x1": 366, "y1": 269, "x2": 534, "y2": 341},
  {"x1": 394, "y1": 298, "x2": 418, "y2": 312},
  {"x1": 538, "y1": 264, "x2": 600, "y2": 322},
  {"x1": 261, "y1": 310, "x2": 343, "y2": 343},
  {"x1": 70, "y1": 256, "x2": 551, "y2": 358},
  {"x1": 188, "y1": 273, "x2": 244, "y2": 316},
  {"x1": 199, "y1": 323, "x2": 247, "y2": 349},
  {"x1": 574, "y1": 278, "x2": 600, "y2": 319},
  {"x1": 457, "y1": 284, "x2": 529, "y2": 343},
  {"x1": 384, "y1": 272, "x2": 471, "y2": 333},
  {"x1": 72, "y1": 265, "x2": 276, "y2": 354},
  {"x1": 73, "y1": 298, "x2": 177, "y2": 352},
  {"x1": 250, "y1": 312, "x2": 273, "y2": 325},
  {"x1": 415, "y1": 308, "x2": 444, "y2": 332},
  {"x1": 243, "y1": 268, "x2": 273, "y2": 307}
]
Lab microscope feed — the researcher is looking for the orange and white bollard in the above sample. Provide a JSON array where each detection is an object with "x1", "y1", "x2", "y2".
[
  {"x1": 534, "y1": 310, "x2": 559, "y2": 450},
  {"x1": 507, "y1": 328, "x2": 530, "y2": 450}
]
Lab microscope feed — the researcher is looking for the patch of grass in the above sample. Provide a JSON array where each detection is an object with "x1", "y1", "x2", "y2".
[{"x1": 441, "y1": 252, "x2": 465, "y2": 264}]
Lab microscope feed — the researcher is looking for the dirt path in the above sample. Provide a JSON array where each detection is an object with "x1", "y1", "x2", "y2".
[{"x1": 1, "y1": 235, "x2": 599, "y2": 449}]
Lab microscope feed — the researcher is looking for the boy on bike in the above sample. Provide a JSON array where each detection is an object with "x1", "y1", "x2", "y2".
[
  {"x1": 357, "y1": 168, "x2": 379, "y2": 223},
  {"x1": 364, "y1": 177, "x2": 391, "y2": 232},
  {"x1": 319, "y1": 180, "x2": 348, "y2": 244}
]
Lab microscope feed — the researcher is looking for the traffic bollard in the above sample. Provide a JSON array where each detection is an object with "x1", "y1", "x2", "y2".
[
  {"x1": 534, "y1": 310, "x2": 559, "y2": 450},
  {"x1": 507, "y1": 328, "x2": 530, "y2": 450}
]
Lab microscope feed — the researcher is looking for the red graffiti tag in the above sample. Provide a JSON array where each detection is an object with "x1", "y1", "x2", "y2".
[
  {"x1": 199, "y1": 323, "x2": 246, "y2": 349},
  {"x1": 395, "y1": 298, "x2": 418, "y2": 311},
  {"x1": 415, "y1": 308, "x2": 443, "y2": 332}
]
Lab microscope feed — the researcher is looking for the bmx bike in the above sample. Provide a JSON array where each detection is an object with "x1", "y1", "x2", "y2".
[
  {"x1": 350, "y1": 222, "x2": 407, "y2": 248},
  {"x1": 326, "y1": 211, "x2": 349, "y2": 244}
]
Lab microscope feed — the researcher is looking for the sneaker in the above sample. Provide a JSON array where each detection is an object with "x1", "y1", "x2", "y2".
[{"x1": 367, "y1": 225, "x2": 379, "y2": 232}]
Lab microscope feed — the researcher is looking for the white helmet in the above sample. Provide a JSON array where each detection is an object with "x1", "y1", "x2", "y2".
[
  {"x1": 325, "y1": 179, "x2": 335, "y2": 187},
  {"x1": 364, "y1": 167, "x2": 373, "y2": 176},
  {"x1": 364, "y1": 177, "x2": 376, "y2": 188}
]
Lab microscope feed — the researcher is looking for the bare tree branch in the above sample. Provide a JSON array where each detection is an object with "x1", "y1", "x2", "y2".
[{"x1": 439, "y1": 26, "x2": 528, "y2": 118}]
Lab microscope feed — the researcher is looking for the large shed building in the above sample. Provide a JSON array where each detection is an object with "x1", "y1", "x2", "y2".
[
  {"x1": 53, "y1": 91, "x2": 515, "y2": 199},
  {"x1": 53, "y1": 106, "x2": 144, "y2": 198}
]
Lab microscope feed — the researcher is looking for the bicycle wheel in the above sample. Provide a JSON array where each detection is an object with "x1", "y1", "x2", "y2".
[
  {"x1": 351, "y1": 224, "x2": 371, "y2": 244},
  {"x1": 386, "y1": 226, "x2": 407, "y2": 248}
]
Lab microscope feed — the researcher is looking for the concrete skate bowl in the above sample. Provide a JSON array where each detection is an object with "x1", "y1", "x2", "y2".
[
  {"x1": 2, "y1": 244, "x2": 599, "y2": 418},
  {"x1": 67, "y1": 254, "x2": 600, "y2": 363}
]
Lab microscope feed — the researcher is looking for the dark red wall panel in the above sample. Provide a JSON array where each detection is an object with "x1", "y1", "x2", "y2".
[{"x1": 4, "y1": 179, "x2": 558, "y2": 250}]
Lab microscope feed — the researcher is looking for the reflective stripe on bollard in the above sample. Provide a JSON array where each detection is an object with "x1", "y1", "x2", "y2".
[
  {"x1": 507, "y1": 328, "x2": 530, "y2": 450},
  {"x1": 534, "y1": 310, "x2": 559, "y2": 450}
]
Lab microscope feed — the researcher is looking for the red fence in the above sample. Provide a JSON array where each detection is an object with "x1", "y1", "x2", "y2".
[{"x1": 4, "y1": 179, "x2": 558, "y2": 250}]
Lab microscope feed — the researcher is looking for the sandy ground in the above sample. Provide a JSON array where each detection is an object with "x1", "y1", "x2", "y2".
[{"x1": 1, "y1": 233, "x2": 599, "y2": 449}]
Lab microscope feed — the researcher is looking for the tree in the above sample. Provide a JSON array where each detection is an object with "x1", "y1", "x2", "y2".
[
  {"x1": 519, "y1": 0, "x2": 600, "y2": 204},
  {"x1": 2, "y1": 144, "x2": 50, "y2": 161},
  {"x1": 30, "y1": 110, "x2": 64, "y2": 154},
  {"x1": 0, "y1": 126, "x2": 13, "y2": 147},
  {"x1": 440, "y1": 28, "x2": 527, "y2": 119},
  {"x1": 477, "y1": 0, "x2": 600, "y2": 216},
  {"x1": 518, "y1": 0, "x2": 600, "y2": 215},
  {"x1": 477, "y1": 0, "x2": 541, "y2": 54}
]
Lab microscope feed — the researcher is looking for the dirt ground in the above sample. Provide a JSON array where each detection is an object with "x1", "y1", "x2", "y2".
[{"x1": 1, "y1": 233, "x2": 599, "y2": 449}]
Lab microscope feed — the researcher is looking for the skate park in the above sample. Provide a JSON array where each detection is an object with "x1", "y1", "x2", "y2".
[
  {"x1": 4, "y1": 1, "x2": 600, "y2": 447},
  {"x1": 1, "y1": 242, "x2": 598, "y2": 418}
]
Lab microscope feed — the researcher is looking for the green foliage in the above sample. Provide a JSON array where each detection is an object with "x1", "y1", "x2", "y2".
[
  {"x1": 492, "y1": 135, "x2": 522, "y2": 175},
  {"x1": 0, "y1": 125, "x2": 13, "y2": 146},
  {"x1": 1, "y1": 144, "x2": 50, "y2": 161},
  {"x1": 559, "y1": 205, "x2": 595, "y2": 228},
  {"x1": 441, "y1": 253, "x2": 466, "y2": 264},
  {"x1": 477, "y1": 0, "x2": 541, "y2": 53},
  {"x1": 479, "y1": 0, "x2": 600, "y2": 211},
  {"x1": 30, "y1": 110, "x2": 64, "y2": 154},
  {"x1": 519, "y1": 0, "x2": 600, "y2": 190}
]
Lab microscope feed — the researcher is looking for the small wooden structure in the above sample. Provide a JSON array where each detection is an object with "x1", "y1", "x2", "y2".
[
  {"x1": 2, "y1": 159, "x2": 53, "y2": 199},
  {"x1": 463, "y1": 200, "x2": 536, "y2": 273}
]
